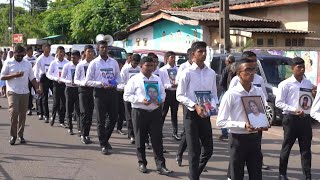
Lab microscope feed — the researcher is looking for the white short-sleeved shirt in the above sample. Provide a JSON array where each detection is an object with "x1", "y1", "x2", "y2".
[{"x1": 1, "y1": 59, "x2": 35, "y2": 94}]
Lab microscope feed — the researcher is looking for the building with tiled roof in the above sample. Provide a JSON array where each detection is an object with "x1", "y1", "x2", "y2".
[{"x1": 141, "y1": 0, "x2": 184, "y2": 17}]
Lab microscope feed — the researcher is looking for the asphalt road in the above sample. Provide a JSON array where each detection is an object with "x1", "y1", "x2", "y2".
[{"x1": 0, "y1": 97, "x2": 319, "y2": 180}]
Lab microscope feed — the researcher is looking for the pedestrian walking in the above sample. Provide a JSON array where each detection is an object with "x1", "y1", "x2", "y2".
[
  {"x1": 24, "y1": 46, "x2": 37, "y2": 116},
  {"x1": 0, "y1": 45, "x2": 41, "y2": 145}
]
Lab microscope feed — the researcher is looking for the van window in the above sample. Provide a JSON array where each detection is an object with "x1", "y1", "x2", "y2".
[
  {"x1": 210, "y1": 57, "x2": 221, "y2": 73},
  {"x1": 112, "y1": 49, "x2": 127, "y2": 61},
  {"x1": 260, "y1": 59, "x2": 292, "y2": 84}
]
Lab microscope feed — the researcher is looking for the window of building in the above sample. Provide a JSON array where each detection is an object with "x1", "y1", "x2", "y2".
[
  {"x1": 236, "y1": 36, "x2": 240, "y2": 47},
  {"x1": 136, "y1": 38, "x2": 140, "y2": 46},
  {"x1": 292, "y1": 38, "x2": 298, "y2": 46},
  {"x1": 285, "y1": 38, "x2": 291, "y2": 47},
  {"x1": 241, "y1": 36, "x2": 245, "y2": 47},
  {"x1": 143, "y1": 38, "x2": 148, "y2": 46},
  {"x1": 267, "y1": 38, "x2": 274, "y2": 47},
  {"x1": 257, "y1": 38, "x2": 263, "y2": 46},
  {"x1": 298, "y1": 38, "x2": 305, "y2": 46}
]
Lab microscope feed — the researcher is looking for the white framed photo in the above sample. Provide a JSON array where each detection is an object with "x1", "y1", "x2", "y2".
[{"x1": 241, "y1": 96, "x2": 269, "y2": 128}]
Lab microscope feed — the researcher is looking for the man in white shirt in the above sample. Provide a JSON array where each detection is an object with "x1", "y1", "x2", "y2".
[
  {"x1": 1, "y1": 45, "x2": 41, "y2": 145},
  {"x1": 123, "y1": 52, "x2": 133, "y2": 69},
  {"x1": 276, "y1": 57, "x2": 314, "y2": 180},
  {"x1": 311, "y1": 84, "x2": 320, "y2": 121},
  {"x1": 159, "y1": 51, "x2": 181, "y2": 140},
  {"x1": 60, "y1": 50, "x2": 80, "y2": 135},
  {"x1": 217, "y1": 58, "x2": 268, "y2": 180},
  {"x1": 124, "y1": 56, "x2": 172, "y2": 175},
  {"x1": 120, "y1": 53, "x2": 141, "y2": 144},
  {"x1": 175, "y1": 48, "x2": 192, "y2": 166},
  {"x1": 176, "y1": 41, "x2": 218, "y2": 180},
  {"x1": 46, "y1": 46, "x2": 69, "y2": 125},
  {"x1": 24, "y1": 46, "x2": 37, "y2": 116},
  {"x1": 85, "y1": 40, "x2": 121, "y2": 155},
  {"x1": 74, "y1": 45, "x2": 95, "y2": 144},
  {"x1": 34, "y1": 44, "x2": 54, "y2": 121}
]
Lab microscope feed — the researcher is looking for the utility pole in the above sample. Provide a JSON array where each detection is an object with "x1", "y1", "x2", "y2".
[
  {"x1": 8, "y1": 0, "x2": 15, "y2": 47},
  {"x1": 219, "y1": 0, "x2": 230, "y2": 53}
]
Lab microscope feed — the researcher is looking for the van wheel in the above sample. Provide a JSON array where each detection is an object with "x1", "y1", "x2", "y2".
[{"x1": 266, "y1": 102, "x2": 276, "y2": 125}]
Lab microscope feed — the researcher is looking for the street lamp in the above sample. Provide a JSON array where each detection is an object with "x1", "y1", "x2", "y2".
[{"x1": 8, "y1": 27, "x2": 12, "y2": 47}]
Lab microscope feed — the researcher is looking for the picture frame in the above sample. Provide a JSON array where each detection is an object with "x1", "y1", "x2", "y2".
[
  {"x1": 299, "y1": 88, "x2": 314, "y2": 114},
  {"x1": 241, "y1": 96, "x2": 269, "y2": 128}
]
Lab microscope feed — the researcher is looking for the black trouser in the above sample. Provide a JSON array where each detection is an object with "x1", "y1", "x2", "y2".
[
  {"x1": 52, "y1": 82, "x2": 66, "y2": 123},
  {"x1": 28, "y1": 81, "x2": 35, "y2": 110},
  {"x1": 162, "y1": 90, "x2": 179, "y2": 134},
  {"x1": 185, "y1": 109, "x2": 213, "y2": 180},
  {"x1": 279, "y1": 114, "x2": 312, "y2": 178},
  {"x1": 132, "y1": 108, "x2": 165, "y2": 168},
  {"x1": 65, "y1": 87, "x2": 80, "y2": 130},
  {"x1": 79, "y1": 87, "x2": 94, "y2": 137},
  {"x1": 116, "y1": 90, "x2": 125, "y2": 131},
  {"x1": 229, "y1": 133, "x2": 262, "y2": 180},
  {"x1": 94, "y1": 88, "x2": 118, "y2": 147},
  {"x1": 177, "y1": 105, "x2": 188, "y2": 157},
  {"x1": 124, "y1": 101, "x2": 134, "y2": 138},
  {"x1": 40, "y1": 74, "x2": 53, "y2": 118}
]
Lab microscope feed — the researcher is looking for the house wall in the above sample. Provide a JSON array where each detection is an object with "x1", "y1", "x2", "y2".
[
  {"x1": 126, "y1": 26, "x2": 154, "y2": 52},
  {"x1": 234, "y1": 3, "x2": 309, "y2": 31},
  {"x1": 153, "y1": 20, "x2": 202, "y2": 53}
]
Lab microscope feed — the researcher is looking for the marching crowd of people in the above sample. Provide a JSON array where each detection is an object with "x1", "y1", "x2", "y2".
[{"x1": 0, "y1": 41, "x2": 320, "y2": 180}]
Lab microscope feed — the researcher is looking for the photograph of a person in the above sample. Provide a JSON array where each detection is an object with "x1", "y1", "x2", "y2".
[
  {"x1": 167, "y1": 68, "x2": 177, "y2": 85},
  {"x1": 144, "y1": 81, "x2": 161, "y2": 104},
  {"x1": 241, "y1": 96, "x2": 269, "y2": 128},
  {"x1": 299, "y1": 88, "x2": 314, "y2": 114},
  {"x1": 195, "y1": 91, "x2": 217, "y2": 117}
]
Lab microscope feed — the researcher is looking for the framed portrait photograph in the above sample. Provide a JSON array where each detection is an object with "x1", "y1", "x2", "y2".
[
  {"x1": 241, "y1": 96, "x2": 269, "y2": 128},
  {"x1": 299, "y1": 88, "x2": 314, "y2": 114}
]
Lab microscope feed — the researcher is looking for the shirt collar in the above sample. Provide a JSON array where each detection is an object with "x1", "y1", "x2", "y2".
[
  {"x1": 98, "y1": 55, "x2": 111, "y2": 62},
  {"x1": 287, "y1": 75, "x2": 306, "y2": 83},
  {"x1": 138, "y1": 72, "x2": 153, "y2": 80},
  {"x1": 234, "y1": 82, "x2": 256, "y2": 93},
  {"x1": 190, "y1": 63, "x2": 207, "y2": 70}
]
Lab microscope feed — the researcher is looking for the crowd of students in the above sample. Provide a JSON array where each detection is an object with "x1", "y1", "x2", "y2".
[{"x1": 1, "y1": 41, "x2": 320, "y2": 180}]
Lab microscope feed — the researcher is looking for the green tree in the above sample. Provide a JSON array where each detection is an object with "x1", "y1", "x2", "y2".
[{"x1": 70, "y1": 0, "x2": 141, "y2": 43}]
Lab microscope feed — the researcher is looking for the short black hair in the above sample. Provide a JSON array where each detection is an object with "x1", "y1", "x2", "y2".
[
  {"x1": 97, "y1": 40, "x2": 108, "y2": 47},
  {"x1": 242, "y1": 51, "x2": 256, "y2": 58},
  {"x1": 140, "y1": 56, "x2": 154, "y2": 65},
  {"x1": 56, "y1": 46, "x2": 65, "y2": 53},
  {"x1": 187, "y1": 48, "x2": 192, "y2": 60},
  {"x1": 42, "y1": 43, "x2": 51, "y2": 49},
  {"x1": 147, "y1": 52, "x2": 156, "y2": 57},
  {"x1": 190, "y1": 41, "x2": 207, "y2": 53},
  {"x1": 14, "y1": 45, "x2": 25, "y2": 53},
  {"x1": 290, "y1": 57, "x2": 304, "y2": 66},
  {"x1": 84, "y1": 45, "x2": 94, "y2": 52},
  {"x1": 165, "y1": 51, "x2": 175, "y2": 60},
  {"x1": 235, "y1": 57, "x2": 254, "y2": 73},
  {"x1": 71, "y1": 50, "x2": 80, "y2": 57},
  {"x1": 132, "y1": 54, "x2": 141, "y2": 62},
  {"x1": 26, "y1": 46, "x2": 33, "y2": 51},
  {"x1": 126, "y1": 52, "x2": 133, "y2": 56}
]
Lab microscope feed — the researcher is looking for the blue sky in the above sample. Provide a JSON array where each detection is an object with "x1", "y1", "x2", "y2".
[{"x1": 0, "y1": 0, "x2": 27, "y2": 8}]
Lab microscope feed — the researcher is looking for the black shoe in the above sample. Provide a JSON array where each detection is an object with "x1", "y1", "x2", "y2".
[
  {"x1": 9, "y1": 137, "x2": 16, "y2": 145},
  {"x1": 38, "y1": 115, "x2": 43, "y2": 120},
  {"x1": 138, "y1": 164, "x2": 147, "y2": 173},
  {"x1": 27, "y1": 110, "x2": 32, "y2": 116},
  {"x1": 107, "y1": 142, "x2": 112, "y2": 150},
  {"x1": 101, "y1": 147, "x2": 109, "y2": 155},
  {"x1": 262, "y1": 163, "x2": 270, "y2": 170},
  {"x1": 156, "y1": 167, "x2": 173, "y2": 175},
  {"x1": 19, "y1": 137, "x2": 26, "y2": 144},
  {"x1": 85, "y1": 136, "x2": 92, "y2": 144},
  {"x1": 117, "y1": 130, "x2": 126, "y2": 135},
  {"x1": 44, "y1": 117, "x2": 49, "y2": 123},
  {"x1": 130, "y1": 137, "x2": 135, "y2": 144},
  {"x1": 80, "y1": 136, "x2": 88, "y2": 144},
  {"x1": 278, "y1": 174, "x2": 289, "y2": 180},
  {"x1": 49, "y1": 119, "x2": 54, "y2": 126},
  {"x1": 60, "y1": 123, "x2": 67, "y2": 128},
  {"x1": 123, "y1": 121, "x2": 127, "y2": 127},
  {"x1": 176, "y1": 154, "x2": 182, "y2": 167},
  {"x1": 68, "y1": 129, "x2": 74, "y2": 135},
  {"x1": 172, "y1": 133, "x2": 181, "y2": 141},
  {"x1": 306, "y1": 177, "x2": 311, "y2": 180}
]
